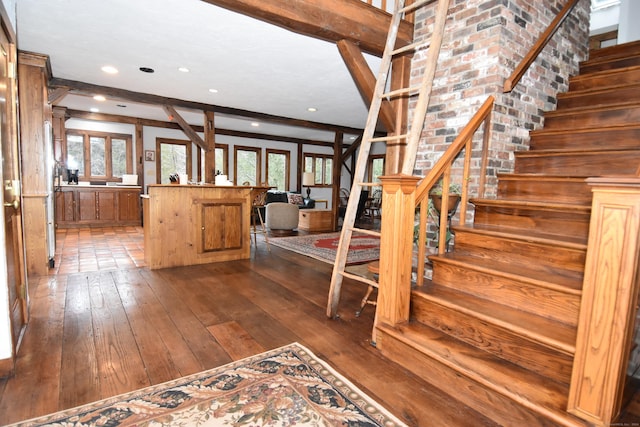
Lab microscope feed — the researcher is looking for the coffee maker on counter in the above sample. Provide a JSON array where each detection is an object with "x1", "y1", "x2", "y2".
[{"x1": 67, "y1": 169, "x2": 79, "y2": 185}]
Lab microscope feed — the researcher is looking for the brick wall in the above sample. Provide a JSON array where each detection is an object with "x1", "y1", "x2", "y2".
[{"x1": 411, "y1": 0, "x2": 590, "y2": 202}]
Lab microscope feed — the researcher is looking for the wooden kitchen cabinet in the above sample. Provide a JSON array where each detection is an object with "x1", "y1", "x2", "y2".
[
  {"x1": 55, "y1": 185, "x2": 141, "y2": 228},
  {"x1": 118, "y1": 190, "x2": 141, "y2": 222},
  {"x1": 198, "y1": 200, "x2": 243, "y2": 252}
]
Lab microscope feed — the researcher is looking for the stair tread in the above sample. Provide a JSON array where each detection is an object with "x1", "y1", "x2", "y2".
[
  {"x1": 544, "y1": 100, "x2": 640, "y2": 117},
  {"x1": 380, "y1": 321, "x2": 571, "y2": 415},
  {"x1": 560, "y1": 81, "x2": 640, "y2": 97},
  {"x1": 413, "y1": 284, "x2": 577, "y2": 353},
  {"x1": 530, "y1": 123, "x2": 640, "y2": 137},
  {"x1": 452, "y1": 223, "x2": 588, "y2": 247},
  {"x1": 496, "y1": 173, "x2": 588, "y2": 182},
  {"x1": 429, "y1": 250, "x2": 584, "y2": 293},
  {"x1": 470, "y1": 197, "x2": 591, "y2": 211},
  {"x1": 515, "y1": 147, "x2": 640, "y2": 156}
]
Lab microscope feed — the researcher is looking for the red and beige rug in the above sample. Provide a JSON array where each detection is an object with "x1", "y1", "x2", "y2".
[
  {"x1": 269, "y1": 232, "x2": 380, "y2": 265},
  {"x1": 9, "y1": 343, "x2": 405, "y2": 427}
]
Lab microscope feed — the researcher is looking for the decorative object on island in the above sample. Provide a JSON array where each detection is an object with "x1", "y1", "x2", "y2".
[{"x1": 302, "y1": 172, "x2": 315, "y2": 206}]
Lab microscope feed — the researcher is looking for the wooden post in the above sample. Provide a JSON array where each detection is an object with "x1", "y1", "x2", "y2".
[
  {"x1": 204, "y1": 111, "x2": 216, "y2": 183},
  {"x1": 568, "y1": 177, "x2": 640, "y2": 426},
  {"x1": 376, "y1": 174, "x2": 420, "y2": 326}
]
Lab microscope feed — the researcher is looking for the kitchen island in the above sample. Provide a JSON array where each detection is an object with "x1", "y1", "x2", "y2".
[{"x1": 144, "y1": 184, "x2": 266, "y2": 269}]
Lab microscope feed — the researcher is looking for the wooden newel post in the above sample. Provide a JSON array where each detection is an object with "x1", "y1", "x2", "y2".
[
  {"x1": 377, "y1": 174, "x2": 420, "y2": 326},
  {"x1": 568, "y1": 177, "x2": 640, "y2": 426}
]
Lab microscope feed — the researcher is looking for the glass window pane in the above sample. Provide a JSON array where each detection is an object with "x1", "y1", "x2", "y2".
[
  {"x1": 267, "y1": 152, "x2": 286, "y2": 191},
  {"x1": 324, "y1": 159, "x2": 333, "y2": 185},
  {"x1": 215, "y1": 147, "x2": 225, "y2": 174},
  {"x1": 66, "y1": 134, "x2": 84, "y2": 175},
  {"x1": 236, "y1": 150, "x2": 257, "y2": 185},
  {"x1": 314, "y1": 158, "x2": 322, "y2": 183},
  {"x1": 160, "y1": 143, "x2": 187, "y2": 184},
  {"x1": 304, "y1": 156, "x2": 313, "y2": 173},
  {"x1": 90, "y1": 136, "x2": 106, "y2": 176},
  {"x1": 111, "y1": 138, "x2": 127, "y2": 177},
  {"x1": 372, "y1": 158, "x2": 384, "y2": 184}
]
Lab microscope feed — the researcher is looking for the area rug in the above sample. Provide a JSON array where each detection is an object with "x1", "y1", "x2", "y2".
[
  {"x1": 269, "y1": 232, "x2": 380, "y2": 265},
  {"x1": 9, "y1": 343, "x2": 405, "y2": 427}
]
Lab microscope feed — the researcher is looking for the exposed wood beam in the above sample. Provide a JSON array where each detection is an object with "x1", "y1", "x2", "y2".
[
  {"x1": 200, "y1": 0, "x2": 412, "y2": 57},
  {"x1": 162, "y1": 105, "x2": 207, "y2": 149},
  {"x1": 48, "y1": 87, "x2": 69, "y2": 105},
  {"x1": 337, "y1": 39, "x2": 396, "y2": 133},
  {"x1": 50, "y1": 77, "x2": 368, "y2": 135},
  {"x1": 65, "y1": 109, "x2": 348, "y2": 148}
]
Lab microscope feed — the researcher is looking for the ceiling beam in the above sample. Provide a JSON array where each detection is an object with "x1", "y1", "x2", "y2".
[
  {"x1": 200, "y1": 0, "x2": 413, "y2": 57},
  {"x1": 337, "y1": 39, "x2": 396, "y2": 133},
  {"x1": 65, "y1": 109, "x2": 347, "y2": 148},
  {"x1": 162, "y1": 105, "x2": 207, "y2": 150},
  {"x1": 50, "y1": 77, "x2": 367, "y2": 136}
]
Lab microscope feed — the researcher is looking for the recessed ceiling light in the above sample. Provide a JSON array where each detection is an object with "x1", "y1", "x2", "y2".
[
  {"x1": 208, "y1": 88, "x2": 218, "y2": 93},
  {"x1": 90, "y1": 107, "x2": 99, "y2": 113},
  {"x1": 93, "y1": 95, "x2": 106, "y2": 101},
  {"x1": 101, "y1": 65, "x2": 118, "y2": 74},
  {"x1": 178, "y1": 67, "x2": 190, "y2": 73},
  {"x1": 250, "y1": 122, "x2": 259, "y2": 127},
  {"x1": 139, "y1": 67, "x2": 155, "y2": 73},
  {"x1": 307, "y1": 107, "x2": 317, "y2": 112}
]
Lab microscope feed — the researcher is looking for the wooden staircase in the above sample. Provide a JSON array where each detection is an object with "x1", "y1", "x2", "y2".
[{"x1": 376, "y1": 41, "x2": 640, "y2": 427}]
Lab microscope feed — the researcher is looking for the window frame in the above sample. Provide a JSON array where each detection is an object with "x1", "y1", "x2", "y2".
[
  {"x1": 64, "y1": 130, "x2": 133, "y2": 182},
  {"x1": 233, "y1": 145, "x2": 262, "y2": 185},
  {"x1": 155, "y1": 138, "x2": 193, "y2": 184},
  {"x1": 266, "y1": 148, "x2": 290, "y2": 190},
  {"x1": 367, "y1": 154, "x2": 385, "y2": 185},
  {"x1": 303, "y1": 152, "x2": 333, "y2": 186},
  {"x1": 214, "y1": 143, "x2": 229, "y2": 176}
]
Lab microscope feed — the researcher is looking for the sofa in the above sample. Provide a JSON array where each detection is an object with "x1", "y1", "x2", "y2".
[{"x1": 264, "y1": 191, "x2": 315, "y2": 209}]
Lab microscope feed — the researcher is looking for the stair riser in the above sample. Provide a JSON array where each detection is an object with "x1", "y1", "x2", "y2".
[
  {"x1": 497, "y1": 178, "x2": 592, "y2": 205},
  {"x1": 376, "y1": 331, "x2": 565, "y2": 427},
  {"x1": 570, "y1": 67, "x2": 640, "y2": 91},
  {"x1": 529, "y1": 127, "x2": 640, "y2": 151},
  {"x1": 543, "y1": 106, "x2": 640, "y2": 130},
  {"x1": 453, "y1": 230, "x2": 586, "y2": 273},
  {"x1": 580, "y1": 56, "x2": 640, "y2": 74},
  {"x1": 557, "y1": 85, "x2": 640, "y2": 110},
  {"x1": 587, "y1": 40, "x2": 640, "y2": 61},
  {"x1": 411, "y1": 295, "x2": 574, "y2": 384},
  {"x1": 514, "y1": 151, "x2": 640, "y2": 176},
  {"x1": 472, "y1": 206, "x2": 590, "y2": 238},
  {"x1": 429, "y1": 259, "x2": 581, "y2": 326}
]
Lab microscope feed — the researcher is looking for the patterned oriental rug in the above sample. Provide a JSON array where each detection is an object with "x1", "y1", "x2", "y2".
[
  {"x1": 10, "y1": 343, "x2": 406, "y2": 427},
  {"x1": 269, "y1": 232, "x2": 380, "y2": 265}
]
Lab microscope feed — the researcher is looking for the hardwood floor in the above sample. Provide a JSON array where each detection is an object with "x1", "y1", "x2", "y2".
[{"x1": 0, "y1": 226, "x2": 498, "y2": 426}]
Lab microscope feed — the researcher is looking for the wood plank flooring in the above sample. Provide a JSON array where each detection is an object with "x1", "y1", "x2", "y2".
[{"x1": 0, "y1": 226, "x2": 498, "y2": 426}]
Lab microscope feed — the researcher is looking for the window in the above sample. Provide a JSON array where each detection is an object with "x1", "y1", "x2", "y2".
[
  {"x1": 303, "y1": 153, "x2": 332, "y2": 186},
  {"x1": 266, "y1": 149, "x2": 290, "y2": 190},
  {"x1": 215, "y1": 143, "x2": 229, "y2": 175},
  {"x1": 368, "y1": 155, "x2": 385, "y2": 186},
  {"x1": 156, "y1": 138, "x2": 192, "y2": 184},
  {"x1": 234, "y1": 146, "x2": 261, "y2": 185},
  {"x1": 64, "y1": 130, "x2": 133, "y2": 181}
]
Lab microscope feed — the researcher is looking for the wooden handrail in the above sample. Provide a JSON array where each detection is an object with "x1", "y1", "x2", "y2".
[
  {"x1": 503, "y1": 0, "x2": 580, "y2": 93},
  {"x1": 413, "y1": 95, "x2": 494, "y2": 286},
  {"x1": 415, "y1": 96, "x2": 495, "y2": 203}
]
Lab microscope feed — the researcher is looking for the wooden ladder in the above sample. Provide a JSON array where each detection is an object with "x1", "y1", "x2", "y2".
[{"x1": 326, "y1": 0, "x2": 451, "y2": 320}]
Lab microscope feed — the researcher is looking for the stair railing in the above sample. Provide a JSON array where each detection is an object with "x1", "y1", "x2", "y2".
[
  {"x1": 412, "y1": 95, "x2": 494, "y2": 287},
  {"x1": 503, "y1": 0, "x2": 580, "y2": 93}
]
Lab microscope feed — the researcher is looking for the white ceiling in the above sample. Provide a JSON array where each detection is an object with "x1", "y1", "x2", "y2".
[{"x1": 15, "y1": 0, "x2": 382, "y2": 143}]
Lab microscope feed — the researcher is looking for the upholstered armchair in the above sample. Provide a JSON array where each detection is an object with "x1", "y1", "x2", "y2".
[{"x1": 265, "y1": 202, "x2": 299, "y2": 231}]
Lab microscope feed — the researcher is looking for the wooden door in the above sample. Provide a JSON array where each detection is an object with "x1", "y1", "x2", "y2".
[{"x1": 0, "y1": 29, "x2": 27, "y2": 359}]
